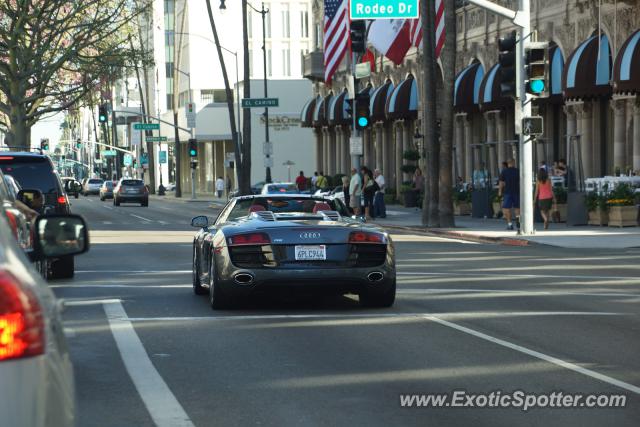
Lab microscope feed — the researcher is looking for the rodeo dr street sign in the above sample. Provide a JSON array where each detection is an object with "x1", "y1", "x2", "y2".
[{"x1": 350, "y1": 0, "x2": 419, "y2": 19}]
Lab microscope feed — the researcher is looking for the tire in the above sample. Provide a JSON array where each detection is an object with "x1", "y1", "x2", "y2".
[
  {"x1": 48, "y1": 256, "x2": 74, "y2": 280},
  {"x1": 209, "y1": 256, "x2": 231, "y2": 309},
  {"x1": 359, "y1": 279, "x2": 396, "y2": 308},
  {"x1": 192, "y1": 246, "x2": 207, "y2": 295}
]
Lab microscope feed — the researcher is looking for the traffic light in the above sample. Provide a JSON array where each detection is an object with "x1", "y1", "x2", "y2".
[
  {"x1": 188, "y1": 138, "x2": 198, "y2": 157},
  {"x1": 354, "y1": 92, "x2": 370, "y2": 130},
  {"x1": 524, "y1": 42, "x2": 549, "y2": 97},
  {"x1": 40, "y1": 138, "x2": 49, "y2": 151},
  {"x1": 76, "y1": 139, "x2": 82, "y2": 149},
  {"x1": 498, "y1": 31, "x2": 517, "y2": 98},
  {"x1": 350, "y1": 20, "x2": 367, "y2": 54},
  {"x1": 98, "y1": 104, "x2": 108, "y2": 123}
]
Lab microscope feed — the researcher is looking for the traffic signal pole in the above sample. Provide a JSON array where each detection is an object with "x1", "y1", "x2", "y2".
[{"x1": 467, "y1": 0, "x2": 533, "y2": 235}]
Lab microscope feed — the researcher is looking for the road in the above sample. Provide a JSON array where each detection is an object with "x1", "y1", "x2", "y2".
[{"x1": 54, "y1": 196, "x2": 640, "y2": 426}]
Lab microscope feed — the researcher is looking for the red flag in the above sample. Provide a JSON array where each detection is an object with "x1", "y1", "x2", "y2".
[{"x1": 361, "y1": 49, "x2": 375, "y2": 72}]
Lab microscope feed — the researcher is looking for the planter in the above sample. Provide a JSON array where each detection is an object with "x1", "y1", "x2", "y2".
[
  {"x1": 454, "y1": 201, "x2": 471, "y2": 216},
  {"x1": 553, "y1": 203, "x2": 567, "y2": 223},
  {"x1": 587, "y1": 209, "x2": 608, "y2": 226},
  {"x1": 608, "y1": 205, "x2": 637, "y2": 227},
  {"x1": 402, "y1": 190, "x2": 417, "y2": 208},
  {"x1": 492, "y1": 202, "x2": 502, "y2": 218}
]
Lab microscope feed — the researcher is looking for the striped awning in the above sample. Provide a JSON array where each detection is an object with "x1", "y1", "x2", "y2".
[
  {"x1": 312, "y1": 93, "x2": 332, "y2": 127},
  {"x1": 385, "y1": 74, "x2": 419, "y2": 120},
  {"x1": 546, "y1": 45, "x2": 565, "y2": 103},
  {"x1": 563, "y1": 34, "x2": 612, "y2": 100},
  {"x1": 478, "y1": 63, "x2": 512, "y2": 111},
  {"x1": 369, "y1": 79, "x2": 394, "y2": 123},
  {"x1": 613, "y1": 29, "x2": 640, "y2": 94},
  {"x1": 328, "y1": 89, "x2": 350, "y2": 126},
  {"x1": 300, "y1": 96, "x2": 319, "y2": 127},
  {"x1": 454, "y1": 62, "x2": 484, "y2": 113}
]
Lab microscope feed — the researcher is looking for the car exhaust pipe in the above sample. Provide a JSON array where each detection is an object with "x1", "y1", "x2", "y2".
[
  {"x1": 367, "y1": 272, "x2": 384, "y2": 282},
  {"x1": 234, "y1": 273, "x2": 254, "y2": 285}
]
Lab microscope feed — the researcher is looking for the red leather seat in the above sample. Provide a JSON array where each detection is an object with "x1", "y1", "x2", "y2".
[
  {"x1": 312, "y1": 202, "x2": 331, "y2": 213},
  {"x1": 248, "y1": 204, "x2": 266, "y2": 213}
]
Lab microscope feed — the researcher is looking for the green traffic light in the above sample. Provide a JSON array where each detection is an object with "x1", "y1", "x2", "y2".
[
  {"x1": 189, "y1": 149, "x2": 197, "y2": 156},
  {"x1": 529, "y1": 79, "x2": 545, "y2": 94},
  {"x1": 358, "y1": 117, "x2": 369, "y2": 128}
]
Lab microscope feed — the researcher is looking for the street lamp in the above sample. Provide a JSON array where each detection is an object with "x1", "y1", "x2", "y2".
[{"x1": 222, "y1": 1, "x2": 271, "y2": 183}]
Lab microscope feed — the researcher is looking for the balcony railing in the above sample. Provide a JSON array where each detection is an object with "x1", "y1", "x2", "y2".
[{"x1": 303, "y1": 50, "x2": 324, "y2": 81}]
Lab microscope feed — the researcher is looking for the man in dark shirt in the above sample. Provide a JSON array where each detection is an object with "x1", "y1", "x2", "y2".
[{"x1": 499, "y1": 158, "x2": 520, "y2": 230}]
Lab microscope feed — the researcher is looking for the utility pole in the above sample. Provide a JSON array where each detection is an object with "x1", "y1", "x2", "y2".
[{"x1": 467, "y1": 0, "x2": 533, "y2": 235}]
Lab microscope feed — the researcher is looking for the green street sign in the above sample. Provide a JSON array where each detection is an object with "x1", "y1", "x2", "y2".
[
  {"x1": 242, "y1": 98, "x2": 279, "y2": 108},
  {"x1": 102, "y1": 150, "x2": 117, "y2": 156},
  {"x1": 134, "y1": 123, "x2": 160, "y2": 130},
  {"x1": 159, "y1": 151, "x2": 167, "y2": 164},
  {"x1": 146, "y1": 136, "x2": 168, "y2": 142},
  {"x1": 350, "y1": 0, "x2": 418, "y2": 19}
]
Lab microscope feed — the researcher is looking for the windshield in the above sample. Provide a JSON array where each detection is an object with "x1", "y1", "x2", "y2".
[
  {"x1": 121, "y1": 179, "x2": 144, "y2": 186},
  {"x1": 265, "y1": 184, "x2": 298, "y2": 194},
  {"x1": 225, "y1": 197, "x2": 349, "y2": 222},
  {"x1": 89, "y1": 179, "x2": 104, "y2": 184},
  {"x1": 0, "y1": 156, "x2": 59, "y2": 194}
]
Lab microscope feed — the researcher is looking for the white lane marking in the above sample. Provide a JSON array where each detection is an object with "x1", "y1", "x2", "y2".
[
  {"x1": 103, "y1": 206, "x2": 113, "y2": 210},
  {"x1": 423, "y1": 314, "x2": 640, "y2": 395},
  {"x1": 103, "y1": 301, "x2": 194, "y2": 427},
  {"x1": 51, "y1": 284, "x2": 191, "y2": 289},
  {"x1": 63, "y1": 298, "x2": 122, "y2": 306},
  {"x1": 130, "y1": 214, "x2": 152, "y2": 222},
  {"x1": 125, "y1": 311, "x2": 624, "y2": 323},
  {"x1": 158, "y1": 221, "x2": 169, "y2": 225},
  {"x1": 102, "y1": 221, "x2": 113, "y2": 225},
  {"x1": 76, "y1": 270, "x2": 191, "y2": 274},
  {"x1": 396, "y1": 288, "x2": 640, "y2": 298},
  {"x1": 156, "y1": 206, "x2": 172, "y2": 211},
  {"x1": 397, "y1": 271, "x2": 640, "y2": 281}
]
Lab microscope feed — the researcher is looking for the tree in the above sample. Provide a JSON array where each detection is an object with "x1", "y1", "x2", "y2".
[
  {"x1": 0, "y1": 0, "x2": 150, "y2": 149},
  {"x1": 438, "y1": 0, "x2": 456, "y2": 227},
  {"x1": 421, "y1": 0, "x2": 439, "y2": 227}
]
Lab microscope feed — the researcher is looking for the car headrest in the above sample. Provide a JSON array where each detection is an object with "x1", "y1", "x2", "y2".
[
  {"x1": 248, "y1": 204, "x2": 266, "y2": 213},
  {"x1": 313, "y1": 202, "x2": 331, "y2": 213}
]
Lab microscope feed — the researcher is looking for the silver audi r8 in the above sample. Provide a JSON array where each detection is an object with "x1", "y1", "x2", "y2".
[{"x1": 190, "y1": 194, "x2": 396, "y2": 309}]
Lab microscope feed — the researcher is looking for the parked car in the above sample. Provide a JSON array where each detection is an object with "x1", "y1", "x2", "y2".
[
  {"x1": 99, "y1": 181, "x2": 116, "y2": 201},
  {"x1": 3, "y1": 174, "x2": 22, "y2": 200},
  {"x1": 0, "y1": 169, "x2": 30, "y2": 250},
  {"x1": 113, "y1": 178, "x2": 149, "y2": 206},
  {"x1": 314, "y1": 185, "x2": 345, "y2": 204},
  {"x1": 260, "y1": 182, "x2": 299, "y2": 195},
  {"x1": 228, "y1": 181, "x2": 265, "y2": 199},
  {"x1": 82, "y1": 178, "x2": 104, "y2": 196},
  {"x1": 61, "y1": 177, "x2": 81, "y2": 198},
  {"x1": 0, "y1": 153, "x2": 76, "y2": 279}
]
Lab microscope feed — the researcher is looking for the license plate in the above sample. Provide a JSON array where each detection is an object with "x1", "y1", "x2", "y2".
[
  {"x1": 126, "y1": 189, "x2": 137, "y2": 193},
  {"x1": 295, "y1": 245, "x2": 326, "y2": 261}
]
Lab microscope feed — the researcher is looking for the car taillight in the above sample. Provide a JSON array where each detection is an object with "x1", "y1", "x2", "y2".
[
  {"x1": 4, "y1": 211, "x2": 18, "y2": 240},
  {"x1": 227, "y1": 232, "x2": 270, "y2": 246},
  {"x1": 349, "y1": 231, "x2": 386, "y2": 244},
  {"x1": 57, "y1": 195, "x2": 67, "y2": 204},
  {"x1": 0, "y1": 271, "x2": 44, "y2": 361}
]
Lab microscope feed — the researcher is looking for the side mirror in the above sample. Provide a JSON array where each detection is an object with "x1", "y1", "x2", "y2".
[
  {"x1": 191, "y1": 215, "x2": 209, "y2": 228},
  {"x1": 17, "y1": 189, "x2": 44, "y2": 210},
  {"x1": 33, "y1": 214, "x2": 89, "y2": 259}
]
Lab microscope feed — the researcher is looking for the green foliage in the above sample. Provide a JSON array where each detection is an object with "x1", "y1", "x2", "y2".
[
  {"x1": 584, "y1": 192, "x2": 609, "y2": 212},
  {"x1": 606, "y1": 183, "x2": 636, "y2": 206},
  {"x1": 401, "y1": 164, "x2": 417, "y2": 175},
  {"x1": 400, "y1": 183, "x2": 414, "y2": 193},
  {"x1": 453, "y1": 188, "x2": 472, "y2": 203},
  {"x1": 553, "y1": 186, "x2": 567, "y2": 203}
]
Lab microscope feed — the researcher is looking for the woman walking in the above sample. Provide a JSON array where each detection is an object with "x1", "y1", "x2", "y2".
[
  {"x1": 534, "y1": 168, "x2": 555, "y2": 230},
  {"x1": 361, "y1": 166, "x2": 376, "y2": 220}
]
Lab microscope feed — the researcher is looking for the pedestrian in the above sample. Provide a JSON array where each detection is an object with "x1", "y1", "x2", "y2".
[
  {"x1": 373, "y1": 169, "x2": 386, "y2": 218},
  {"x1": 499, "y1": 158, "x2": 520, "y2": 231},
  {"x1": 361, "y1": 166, "x2": 377, "y2": 220},
  {"x1": 349, "y1": 167, "x2": 362, "y2": 216},
  {"x1": 534, "y1": 167, "x2": 555, "y2": 230},
  {"x1": 295, "y1": 170, "x2": 307, "y2": 192},
  {"x1": 413, "y1": 167, "x2": 424, "y2": 209},
  {"x1": 311, "y1": 171, "x2": 319, "y2": 192},
  {"x1": 539, "y1": 160, "x2": 549, "y2": 173},
  {"x1": 215, "y1": 176, "x2": 225, "y2": 198},
  {"x1": 316, "y1": 171, "x2": 329, "y2": 191},
  {"x1": 341, "y1": 175, "x2": 351, "y2": 212}
]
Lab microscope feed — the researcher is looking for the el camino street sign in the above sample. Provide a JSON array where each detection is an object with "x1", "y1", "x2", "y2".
[{"x1": 350, "y1": 0, "x2": 419, "y2": 19}]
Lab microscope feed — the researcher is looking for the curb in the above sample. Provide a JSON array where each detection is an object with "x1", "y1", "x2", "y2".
[{"x1": 379, "y1": 224, "x2": 532, "y2": 246}]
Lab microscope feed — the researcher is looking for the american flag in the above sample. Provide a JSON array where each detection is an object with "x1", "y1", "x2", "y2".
[
  {"x1": 411, "y1": 0, "x2": 445, "y2": 58},
  {"x1": 323, "y1": 0, "x2": 349, "y2": 84}
]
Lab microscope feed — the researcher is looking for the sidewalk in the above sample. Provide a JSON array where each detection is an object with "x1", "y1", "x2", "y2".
[{"x1": 372, "y1": 205, "x2": 640, "y2": 249}]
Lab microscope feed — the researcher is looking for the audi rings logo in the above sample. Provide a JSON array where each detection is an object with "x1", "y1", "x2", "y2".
[{"x1": 300, "y1": 232, "x2": 321, "y2": 239}]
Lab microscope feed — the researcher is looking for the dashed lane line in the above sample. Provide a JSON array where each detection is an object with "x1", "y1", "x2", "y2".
[{"x1": 130, "y1": 214, "x2": 152, "y2": 222}]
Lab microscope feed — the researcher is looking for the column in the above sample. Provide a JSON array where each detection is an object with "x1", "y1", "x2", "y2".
[
  {"x1": 375, "y1": 124, "x2": 384, "y2": 172},
  {"x1": 612, "y1": 98, "x2": 626, "y2": 173},
  {"x1": 455, "y1": 115, "x2": 465, "y2": 181},
  {"x1": 634, "y1": 100, "x2": 640, "y2": 171},
  {"x1": 496, "y1": 111, "x2": 506, "y2": 170},
  {"x1": 343, "y1": 126, "x2": 351, "y2": 171},
  {"x1": 485, "y1": 112, "x2": 496, "y2": 176},
  {"x1": 575, "y1": 102, "x2": 593, "y2": 178},
  {"x1": 335, "y1": 127, "x2": 343, "y2": 175},
  {"x1": 328, "y1": 128, "x2": 337, "y2": 176},
  {"x1": 395, "y1": 121, "x2": 403, "y2": 200},
  {"x1": 382, "y1": 124, "x2": 392, "y2": 190},
  {"x1": 386, "y1": 125, "x2": 395, "y2": 191},
  {"x1": 315, "y1": 128, "x2": 323, "y2": 173},
  {"x1": 403, "y1": 121, "x2": 413, "y2": 182},
  {"x1": 564, "y1": 104, "x2": 577, "y2": 162},
  {"x1": 463, "y1": 115, "x2": 473, "y2": 182},
  {"x1": 363, "y1": 128, "x2": 371, "y2": 167},
  {"x1": 322, "y1": 127, "x2": 329, "y2": 175}
]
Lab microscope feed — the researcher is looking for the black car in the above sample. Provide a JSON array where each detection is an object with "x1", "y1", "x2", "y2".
[
  {"x1": 0, "y1": 152, "x2": 76, "y2": 279},
  {"x1": 113, "y1": 178, "x2": 149, "y2": 206}
]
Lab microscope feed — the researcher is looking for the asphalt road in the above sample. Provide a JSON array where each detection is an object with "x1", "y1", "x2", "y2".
[{"x1": 53, "y1": 195, "x2": 640, "y2": 427}]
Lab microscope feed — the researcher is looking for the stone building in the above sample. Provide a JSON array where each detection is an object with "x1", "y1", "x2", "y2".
[{"x1": 301, "y1": 0, "x2": 640, "y2": 196}]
